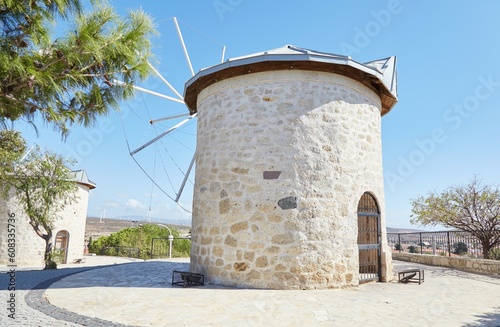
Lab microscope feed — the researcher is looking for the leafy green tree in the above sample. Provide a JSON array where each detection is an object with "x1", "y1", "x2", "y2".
[
  {"x1": 0, "y1": 130, "x2": 78, "y2": 269},
  {"x1": 0, "y1": 0, "x2": 156, "y2": 136},
  {"x1": 411, "y1": 176, "x2": 500, "y2": 259},
  {"x1": 453, "y1": 242, "x2": 468, "y2": 255}
]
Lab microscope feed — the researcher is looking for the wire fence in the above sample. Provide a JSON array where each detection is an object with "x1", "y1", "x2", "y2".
[{"x1": 387, "y1": 230, "x2": 500, "y2": 258}]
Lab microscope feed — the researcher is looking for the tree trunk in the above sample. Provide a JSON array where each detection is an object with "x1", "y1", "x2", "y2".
[
  {"x1": 481, "y1": 240, "x2": 492, "y2": 259},
  {"x1": 43, "y1": 237, "x2": 57, "y2": 269}
]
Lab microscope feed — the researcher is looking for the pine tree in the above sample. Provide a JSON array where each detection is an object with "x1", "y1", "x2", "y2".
[{"x1": 0, "y1": 0, "x2": 156, "y2": 136}]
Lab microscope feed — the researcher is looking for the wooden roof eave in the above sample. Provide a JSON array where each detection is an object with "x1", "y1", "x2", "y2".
[{"x1": 184, "y1": 60, "x2": 396, "y2": 116}]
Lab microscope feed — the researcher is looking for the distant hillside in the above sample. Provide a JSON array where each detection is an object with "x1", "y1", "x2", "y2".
[
  {"x1": 386, "y1": 227, "x2": 424, "y2": 234},
  {"x1": 103, "y1": 215, "x2": 192, "y2": 227}
]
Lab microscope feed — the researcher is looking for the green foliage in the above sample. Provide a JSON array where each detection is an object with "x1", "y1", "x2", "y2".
[
  {"x1": 51, "y1": 249, "x2": 65, "y2": 265},
  {"x1": 0, "y1": 0, "x2": 156, "y2": 136},
  {"x1": 394, "y1": 243, "x2": 402, "y2": 251},
  {"x1": 44, "y1": 259, "x2": 58, "y2": 269},
  {"x1": 0, "y1": 129, "x2": 27, "y2": 164},
  {"x1": 0, "y1": 131, "x2": 78, "y2": 269},
  {"x1": 172, "y1": 238, "x2": 191, "y2": 256},
  {"x1": 411, "y1": 176, "x2": 500, "y2": 259},
  {"x1": 488, "y1": 248, "x2": 500, "y2": 260},
  {"x1": 0, "y1": 130, "x2": 27, "y2": 194},
  {"x1": 1, "y1": 146, "x2": 78, "y2": 230},
  {"x1": 89, "y1": 224, "x2": 191, "y2": 259},
  {"x1": 408, "y1": 245, "x2": 419, "y2": 254},
  {"x1": 453, "y1": 242, "x2": 469, "y2": 255}
]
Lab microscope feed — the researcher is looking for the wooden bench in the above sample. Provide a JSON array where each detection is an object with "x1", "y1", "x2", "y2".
[
  {"x1": 398, "y1": 268, "x2": 424, "y2": 284},
  {"x1": 171, "y1": 270, "x2": 205, "y2": 288}
]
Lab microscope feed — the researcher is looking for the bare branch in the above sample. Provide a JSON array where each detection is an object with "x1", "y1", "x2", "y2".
[{"x1": 411, "y1": 176, "x2": 500, "y2": 258}]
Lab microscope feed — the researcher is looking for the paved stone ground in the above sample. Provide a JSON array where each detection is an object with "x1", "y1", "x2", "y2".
[
  {"x1": 1, "y1": 266, "x2": 92, "y2": 326},
  {"x1": 0, "y1": 256, "x2": 142, "y2": 327},
  {"x1": 1, "y1": 258, "x2": 500, "y2": 326}
]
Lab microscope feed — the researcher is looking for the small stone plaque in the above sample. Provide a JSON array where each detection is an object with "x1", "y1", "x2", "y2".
[
  {"x1": 263, "y1": 171, "x2": 282, "y2": 180},
  {"x1": 278, "y1": 196, "x2": 297, "y2": 210}
]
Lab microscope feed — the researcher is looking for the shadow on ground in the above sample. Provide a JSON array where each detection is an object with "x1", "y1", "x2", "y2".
[
  {"x1": 462, "y1": 308, "x2": 500, "y2": 327},
  {"x1": 1, "y1": 260, "x2": 190, "y2": 291}
]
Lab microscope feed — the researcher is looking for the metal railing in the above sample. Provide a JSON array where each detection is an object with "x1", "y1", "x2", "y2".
[
  {"x1": 387, "y1": 231, "x2": 500, "y2": 258},
  {"x1": 150, "y1": 237, "x2": 191, "y2": 259}
]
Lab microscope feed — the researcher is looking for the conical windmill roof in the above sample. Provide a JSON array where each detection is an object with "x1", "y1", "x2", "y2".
[
  {"x1": 184, "y1": 45, "x2": 398, "y2": 115},
  {"x1": 71, "y1": 169, "x2": 96, "y2": 189}
]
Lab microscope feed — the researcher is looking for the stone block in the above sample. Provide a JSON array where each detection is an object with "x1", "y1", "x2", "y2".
[
  {"x1": 220, "y1": 189, "x2": 228, "y2": 198},
  {"x1": 266, "y1": 246, "x2": 280, "y2": 254},
  {"x1": 244, "y1": 251, "x2": 255, "y2": 262},
  {"x1": 225, "y1": 235, "x2": 238, "y2": 247},
  {"x1": 234, "y1": 262, "x2": 248, "y2": 271},
  {"x1": 271, "y1": 233, "x2": 294, "y2": 245},
  {"x1": 219, "y1": 198, "x2": 230, "y2": 214},
  {"x1": 247, "y1": 270, "x2": 262, "y2": 280},
  {"x1": 213, "y1": 246, "x2": 224, "y2": 257},
  {"x1": 257, "y1": 203, "x2": 276, "y2": 213},
  {"x1": 231, "y1": 167, "x2": 249, "y2": 174},
  {"x1": 209, "y1": 227, "x2": 220, "y2": 235},
  {"x1": 230, "y1": 221, "x2": 249, "y2": 234},
  {"x1": 255, "y1": 256, "x2": 269, "y2": 268},
  {"x1": 249, "y1": 242, "x2": 265, "y2": 250},
  {"x1": 201, "y1": 236, "x2": 212, "y2": 245},
  {"x1": 275, "y1": 264, "x2": 287, "y2": 271},
  {"x1": 250, "y1": 212, "x2": 264, "y2": 222},
  {"x1": 268, "y1": 214, "x2": 284, "y2": 223}
]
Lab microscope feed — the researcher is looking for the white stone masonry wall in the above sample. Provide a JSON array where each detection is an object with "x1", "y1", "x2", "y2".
[
  {"x1": 191, "y1": 70, "x2": 392, "y2": 289},
  {"x1": 0, "y1": 184, "x2": 90, "y2": 266}
]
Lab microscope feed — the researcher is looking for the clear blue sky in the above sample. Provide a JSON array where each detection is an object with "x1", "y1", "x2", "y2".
[{"x1": 18, "y1": 0, "x2": 500, "y2": 228}]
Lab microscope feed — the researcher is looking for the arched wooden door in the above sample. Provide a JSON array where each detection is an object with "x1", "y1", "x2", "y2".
[
  {"x1": 357, "y1": 192, "x2": 381, "y2": 283},
  {"x1": 54, "y1": 230, "x2": 70, "y2": 264}
]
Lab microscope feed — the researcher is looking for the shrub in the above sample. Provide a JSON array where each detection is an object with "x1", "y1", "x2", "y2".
[
  {"x1": 488, "y1": 248, "x2": 500, "y2": 260},
  {"x1": 408, "y1": 245, "x2": 419, "y2": 253},
  {"x1": 89, "y1": 224, "x2": 190, "y2": 259},
  {"x1": 453, "y1": 242, "x2": 469, "y2": 255},
  {"x1": 51, "y1": 249, "x2": 65, "y2": 264}
]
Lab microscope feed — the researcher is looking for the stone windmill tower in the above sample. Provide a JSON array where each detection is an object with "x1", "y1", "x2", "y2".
[{"x1": 184, "y1": 45, "x2": 398, "y2": 290}]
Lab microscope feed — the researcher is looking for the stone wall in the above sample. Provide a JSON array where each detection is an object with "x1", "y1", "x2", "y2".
[
  {"x1": 191, "y1": 70, "x2": 393, "y2": 289},
  {"x1": 0, "y1": 184, "x2": 90, "y2": 266},
  {"x1": 393, "y1": 253, "x2": 500, "y2": 275}
]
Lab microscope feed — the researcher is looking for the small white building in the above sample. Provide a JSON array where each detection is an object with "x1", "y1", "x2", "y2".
[{"x1": 0, "y1": 170, "x2": 95, "y2": 266}]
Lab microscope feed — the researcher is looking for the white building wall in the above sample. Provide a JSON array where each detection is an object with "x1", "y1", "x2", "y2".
[
  {"x1": 191, "y1": 70, "x2": 392, "y2": 289},
  {"x1": 0, "y1": 184, "x2": 90, "y2": 267}
]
